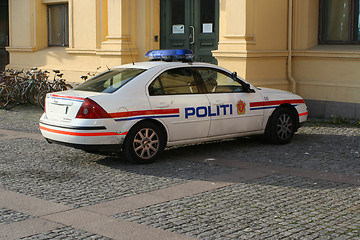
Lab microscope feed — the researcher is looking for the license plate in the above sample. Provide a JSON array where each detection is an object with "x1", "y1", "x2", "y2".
[{"x1": 49, "y1": 104, "x2": 67, "y2": 114}]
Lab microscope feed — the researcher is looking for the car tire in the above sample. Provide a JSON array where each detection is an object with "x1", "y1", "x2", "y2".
[
  {"x1": 123, "y1": 121, "x2": 166, "y2": 164},
  {"x1": 266, "y1": 107, "x2": 295, "y2": 145}
]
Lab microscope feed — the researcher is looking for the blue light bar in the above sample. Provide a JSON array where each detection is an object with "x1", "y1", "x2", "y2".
[{"x1": 145, "y1": 49, "x2": 194, "y2": 61}]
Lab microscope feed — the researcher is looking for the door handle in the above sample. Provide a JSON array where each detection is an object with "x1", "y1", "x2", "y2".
[
  {"x1": 189, "y1": 26, "x2": 195, "y2": 45},
  {"x1": 157, "y1": 102, "x2": 170, "y2": 108},
  {"x1": 214, "y1": 100, "x2": 224, "y2": 105}
]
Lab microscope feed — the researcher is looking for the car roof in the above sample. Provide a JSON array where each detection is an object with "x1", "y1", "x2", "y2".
[{"x1": 112, "y1": 61, "x2": 221, "y2": 71}]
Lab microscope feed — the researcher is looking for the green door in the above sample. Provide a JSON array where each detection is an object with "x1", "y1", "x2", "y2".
[
  {"x1": 0, "y1": 0, "x2": 9, "y2": 71},
  {"x1": 160, "y1": 0, "x2": 219, "y2": 64}
]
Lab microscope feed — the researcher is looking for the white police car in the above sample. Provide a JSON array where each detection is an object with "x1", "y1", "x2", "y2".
[{"x1": 39, "y1": 49, "x2": 308, "y2": 164}]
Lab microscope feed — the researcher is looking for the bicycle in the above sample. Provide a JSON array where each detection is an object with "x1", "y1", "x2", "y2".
[
  {"x1": 0, "y1": 70, "x2": 28, "y2": 109},
  {"x1": 37, "y1": 70, "x2": 72, "y2": 109}
]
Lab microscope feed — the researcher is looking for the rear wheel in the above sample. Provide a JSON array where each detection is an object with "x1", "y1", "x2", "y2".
[
  {"x1": 123, "y1": 122, "x2": 166, "y2": 164},
  {"x1": 266, "y1": 108, "x2": 295, "y2": 144}
]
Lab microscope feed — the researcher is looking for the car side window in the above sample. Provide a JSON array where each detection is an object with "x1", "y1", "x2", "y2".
[
  {"x1": 149, "y1": 68, "x2": 199, "y2": 96},
  {"x1": 197, "y1": 68, "x2": 244, "y2": 93},
  {"x1": 148, "y1": 78, "x2": 163, "y2": 96}
]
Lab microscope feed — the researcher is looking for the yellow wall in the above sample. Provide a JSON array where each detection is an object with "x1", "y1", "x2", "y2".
[
  {"x1": 214, "y1": 0, "x2": 360, "y2": 105},
  {"x1": 291, "y1": 0, "x2": 360, "y2": 104},
  {"x1": 214, "y1": 0, "x2": 290, "y2": 90},
  {"x1": 6, "y1": 0, "x2": 160, "y2": 83},
  {"x1": 5, "y1": 0, "x2": 360, "y2": 107}
]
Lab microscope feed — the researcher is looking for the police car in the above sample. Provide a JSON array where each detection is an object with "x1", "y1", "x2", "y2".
[{"x1": 39, "y1": 49, "x2": 308, "y2": 164}]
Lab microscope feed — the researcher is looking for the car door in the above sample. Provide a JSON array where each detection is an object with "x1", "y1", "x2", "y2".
[
  {"x1": 195, "y1": 67, "x2": 264, "y2": 137},
  {"x1": 147, "y1": 67, "x2": 211, "y2": 142}
]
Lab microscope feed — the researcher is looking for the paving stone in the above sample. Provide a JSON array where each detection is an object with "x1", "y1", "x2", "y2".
[
  {"x1": 0, "y1": 207, "x2": 34, "y2": 224},
  {"x1": 18, "y1": 226, "x2": 112, "y2": 240},
  {"x1": 115, "y1": 175, "x2": 360, "y2": 239},
  {"x1": 0, "y1": 138, "x2": 236, "y2": 208},
  {"x1": 1, "y1": 104, "x2": 360, "y2": 239}
]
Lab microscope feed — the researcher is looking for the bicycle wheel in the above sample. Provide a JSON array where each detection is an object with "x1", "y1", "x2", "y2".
[
  {"x1": 28, "y1": 87, "x2": 39, "y2": 105},
  {"x1": 37, "y1": 89, "x2": 48, "y2": 110},
  {"x1": 0, "y1": 86, "x2": 17, "y2": 110},
  {"x1": 64, "y1": 83, "x2": 73, "y2": 90},
  {"x1": 0, "y1": 86, "x2": 11, "y2": 108}
]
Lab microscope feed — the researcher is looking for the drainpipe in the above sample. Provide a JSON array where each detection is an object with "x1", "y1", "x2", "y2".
[{"x1": 287, "y1": 0, "x2": 296, "y2": 93}]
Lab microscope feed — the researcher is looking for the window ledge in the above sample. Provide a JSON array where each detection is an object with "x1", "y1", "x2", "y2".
[
  {"x1": 6, "y1": 47, "x2": 36, "y2": 52},
  {"x1": 293, "y1": 45, "x2": 360, "y2": 59}
]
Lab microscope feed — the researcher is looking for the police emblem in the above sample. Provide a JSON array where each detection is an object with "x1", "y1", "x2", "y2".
[{"x1": 236, "y1": 100, "x2": 246, "y2": 115}]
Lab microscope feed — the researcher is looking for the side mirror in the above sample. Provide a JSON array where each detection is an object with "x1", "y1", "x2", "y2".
[
  {"x1": 231, "y1": 71, "x2": 237, "y2": 80},
  {"x1": 244, "y1": 83, "x2": 256, "y2": 93}
]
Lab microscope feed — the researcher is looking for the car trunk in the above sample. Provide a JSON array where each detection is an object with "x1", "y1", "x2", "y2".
[{"x1": 45, "y1": 91, "x2": 103, "y2": 122}]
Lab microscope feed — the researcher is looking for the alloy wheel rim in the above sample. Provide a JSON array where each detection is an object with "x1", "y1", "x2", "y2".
[
  {"x1": 133, "y1": 128, "x2": 160, "y2": 159},
  {"x1": 276, "y1": 113, "x2": 293, "y2": 140}
]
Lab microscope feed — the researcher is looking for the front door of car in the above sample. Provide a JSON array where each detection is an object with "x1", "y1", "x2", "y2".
[
  {"x1": 195, "y1": 68, "x2": 264, "y2": 137},
  {"x1": 147, "y1": 67, "x2": 211, "y2": 142},
  {"x1": 160, "y1": 0, "x2": 219, "y2": 64}
]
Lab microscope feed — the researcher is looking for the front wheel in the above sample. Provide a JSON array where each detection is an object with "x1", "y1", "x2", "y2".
[
  {"x1": 123, "y1": 122, "x2": 166, "y2": 164},
  {"x1": 266, "y1": 108, "x2": 295, "y2": 144}
]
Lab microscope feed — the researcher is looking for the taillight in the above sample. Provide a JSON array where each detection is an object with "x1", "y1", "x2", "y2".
[{"x1": 76, "y1": 98, "x2": 111, "y2": 119}]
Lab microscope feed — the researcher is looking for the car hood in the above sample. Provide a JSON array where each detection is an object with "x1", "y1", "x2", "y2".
[{"x1": 257, "y1": 87, "x2": 300, "y2": 98}]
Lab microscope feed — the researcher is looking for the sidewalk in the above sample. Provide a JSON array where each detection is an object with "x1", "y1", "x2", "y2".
[{"x1": 0, "y1": 107, "x2": 360, "y2": 239}]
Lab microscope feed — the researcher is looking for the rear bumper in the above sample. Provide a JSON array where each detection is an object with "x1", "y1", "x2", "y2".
[
  {"x1": 45, "y1": 138, "x2": 122, "y2": 153},
  {"x1": 39, "y1": 121, "x2": 127, "y2": 146}
]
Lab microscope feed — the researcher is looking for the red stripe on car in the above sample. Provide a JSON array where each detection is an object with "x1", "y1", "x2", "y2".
[
  {"x1": 51, "y1": 94, "x2": 85, "y2": 101},
  {"x1": 109, "y1": 108, "x2": 180, "y2": 118},
  {"x1": 250, "y1": 99, "x2": 305, "y2": 108},
  {"x1": 40, "y1": 126, "x2": 127, "y2": 137},
  {"x1": 299, "y1": 112, "x2": 308, "y2": 117}
]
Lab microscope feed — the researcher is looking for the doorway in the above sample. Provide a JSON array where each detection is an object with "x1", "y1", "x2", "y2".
[
  {"x1": 0, "y1": 0, "x2": 9, "y2": 71},
  {"x1": 160, "y1": 0, "x2": 219, "y2": 64}
]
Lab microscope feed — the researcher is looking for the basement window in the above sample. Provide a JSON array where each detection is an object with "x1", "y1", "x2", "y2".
[{"x1": 48, "y1": 4, "x2": 69, "y2": 46}]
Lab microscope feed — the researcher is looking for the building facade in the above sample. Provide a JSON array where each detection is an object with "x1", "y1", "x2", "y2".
[
  {"x1": 0, "y1": 0, "x2": 9, "y2": 71},
  {"x1": 3, "y1": 0, "x2": 360, "y2": 119}
]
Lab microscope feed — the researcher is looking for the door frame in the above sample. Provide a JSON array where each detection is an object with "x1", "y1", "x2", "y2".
[{"x1": 159, "y1": 0, "x2": 219, "y2": 64}]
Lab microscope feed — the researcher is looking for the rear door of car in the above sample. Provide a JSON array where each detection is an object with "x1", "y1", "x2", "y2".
[
  {"x1": 194, "y1": 67, "x2": 264, "y2": 137},
  {"x1": 147, "y1": 67, "x2": 211, "y2": 142}
]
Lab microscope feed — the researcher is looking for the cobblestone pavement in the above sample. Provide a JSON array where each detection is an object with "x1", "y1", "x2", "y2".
[
  {"x1": 0, "y1": 208, "x2": 34, "y2": 225},
  {"x1": 116, "y1": 175, "x2": 360, "y2": 239},
  {"x1": 18, "y1": 227, "x2": 113, "y2": 240},
  {"x1": 0, "y1": 105, "x2": 359, "y2": 239}
]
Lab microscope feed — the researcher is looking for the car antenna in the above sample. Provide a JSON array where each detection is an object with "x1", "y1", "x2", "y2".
[
  {"x1": 126, "y1": 38, "x2": 135, "y2": 65},
  {"x1": 106, "y1": 65, "x2": 110, "y2": 70}
]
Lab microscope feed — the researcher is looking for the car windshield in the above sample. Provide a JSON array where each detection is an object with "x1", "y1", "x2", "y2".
[{"x1": 74, "y1": 68, "x2": 146, "y2": 93}]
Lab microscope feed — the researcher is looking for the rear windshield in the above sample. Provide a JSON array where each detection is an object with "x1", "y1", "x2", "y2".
[{"x1": 74, "y1": 68, "x2": 146, "y2": 93}]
